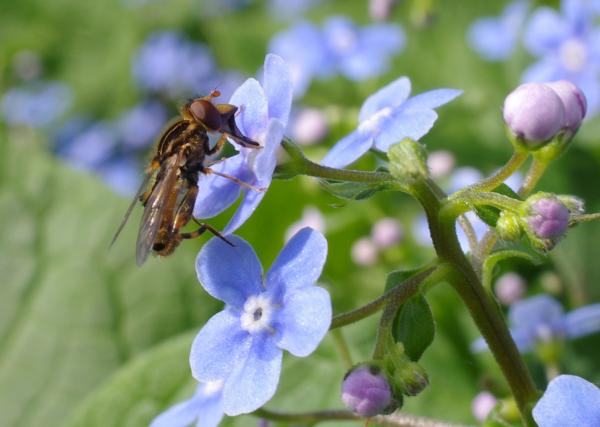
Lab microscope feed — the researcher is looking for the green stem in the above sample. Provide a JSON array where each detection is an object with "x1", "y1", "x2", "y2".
[
  {"x1": 443, "y1": 191, "x2": 522, "y2": 220},
  {"x1": 330, "y1": 329, "x2": 353, "y2": 369},
  {"x1": 253, "y1": 408, "x2": 470, "y2": 426},
  {"x1": 413, "y1": 180, "x2": 538, "y2": 425},
  {"x1": 465, "y1": 151, "x2": 528, "y2": 193},
  {"x1": 280, "y1": 137, "x2": 395, "y2": 184},
  {"x1": 330, "y1": 267, "x2": 438, "y2": 330},
  {"x1": 570, "y1": 212, "x2": 600, "y2": 225},
  {"x1": 518, "y1": 158, "x2": 548, "y2": 197}
]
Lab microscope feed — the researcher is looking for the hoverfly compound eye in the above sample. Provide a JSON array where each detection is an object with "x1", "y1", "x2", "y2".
[{"x1": 190, "y1": 99, "x2": 222, "y2": 131}]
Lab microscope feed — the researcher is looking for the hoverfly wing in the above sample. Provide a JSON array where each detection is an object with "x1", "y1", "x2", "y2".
[
  {"x1": 109, "y1": 170, "x2": 154, "y2": 248},
  {"x1": 135, "y1": 153, "x2": 181, "y2": 266}
]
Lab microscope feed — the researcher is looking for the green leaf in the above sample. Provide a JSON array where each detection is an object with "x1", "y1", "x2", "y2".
[
  {"x1": 385, "y1": 268, "x2": 424, "y2": 292},
  {"x1": 392, "y1": 294, "x2": 436, "y2": 361},
  {"x1": 63, "y1": 331, "x2": 197, "y2": 427},
  {"x1": 0, "y1": 137, "x2": 220, "y2": 427},
  {"x1": 388, "y1": 139, "x2": 428, "y2": 183},
  {"x1": 319, "y1": 179, "x2": 391, "y2": 201}
]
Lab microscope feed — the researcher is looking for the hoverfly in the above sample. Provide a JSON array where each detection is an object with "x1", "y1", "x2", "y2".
[{"x1": 111, "y1": 90, "x2": 261, "y2": 266}]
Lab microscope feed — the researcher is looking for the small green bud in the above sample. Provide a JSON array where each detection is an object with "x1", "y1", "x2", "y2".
[
  {"x1": 556, "y1": 195, "x2": 585, "y2": 215},
  {"x1": 496, "y1": 211, "x2": 522, "y2": 241},
  {"x1": 388, "y1": 138, "x2": 429, "y2": 183},
  {"x1": 393, "y1": 360, "x2": 429, "y2": 396}
]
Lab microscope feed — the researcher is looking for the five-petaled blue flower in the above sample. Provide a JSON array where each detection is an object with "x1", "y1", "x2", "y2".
[
  {"x1": 522, "y1": 0, "x2": 600, "y2": 114},
  {"x1": 149, "y1": 381, "x2": 224, "y2": 427},
  {"x1": 190, "y1": 227, "x2": 331, "y2": 415},
  {"x1": 472, "y1": 294, "x2": 600, "y2": 352},
  {"x1": 269, "y1": 17, "x2": 404, "y2": 97},
  {"x1": 321, "y1": 77, "x2": 461, "y2": 169},
  {"x1": 193, "y1": 54, "x2": 292, "y2": 234},
  {"x1": 467, "y1": 0, "x2": 530, "y2": 61},
  {"x1": 533, "y1": 375, "x2": 600, "y2": 427}
]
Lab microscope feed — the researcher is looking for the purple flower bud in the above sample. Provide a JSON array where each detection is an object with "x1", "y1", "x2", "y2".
[
  {"x1": 528, "y1": 197, "x2": 569, "y2": 239},
  {"x1": 342, "y1": 364, "x2": 395, "y2": 417},
  {"x1": 503, "y1": 83, "x2": 566, "y2": 145},
  {"x1": 495, "y1": 272, "x2": 526, "y2": 305},
  {"x1": 371, "y1": 217, "x2": 403, "y2": 248},
  {"x1": 471, "y1": 391, "x2": 497, "y2": 422},
  {"x1": 545, "y1": 80, "x2": 587, "y2": 132}
]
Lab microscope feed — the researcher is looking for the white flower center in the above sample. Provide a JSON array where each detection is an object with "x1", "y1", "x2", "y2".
[
  {"x1": 559, "y1": 38, "x2": 587, "y2": 72},
  {"x1": 358, "y1": 107, "x2": 393, "y2": 134},
  {"x1": 240, "y1": 294, "x2": 274, "y2": 334},
  {"x1": 202, "y1": 380, "x2": 224, "y2": 397}
]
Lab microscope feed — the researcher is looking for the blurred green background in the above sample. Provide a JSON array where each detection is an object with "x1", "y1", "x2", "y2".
[{"x1": 1, "y1": 0, "x2": 599, "y2": 426}]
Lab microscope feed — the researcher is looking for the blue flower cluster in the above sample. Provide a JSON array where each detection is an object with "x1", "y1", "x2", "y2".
[
  {"x1": 467, "y1": 0, "x2": 600, "y2": 115},
  {"x1": 269, "y1": 16, "x2": 405, "y2": 97},
  {"x1": 53, "y1": 30, "x2": 245, "y2": 195}
]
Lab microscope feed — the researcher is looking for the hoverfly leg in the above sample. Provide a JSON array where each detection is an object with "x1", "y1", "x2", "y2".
[
  {"x1": 205, "y1": 168, "x2": 266, "y2": 192},
  {"x1": 183, "y1": 220, "x2": 234, "y2": 247}
]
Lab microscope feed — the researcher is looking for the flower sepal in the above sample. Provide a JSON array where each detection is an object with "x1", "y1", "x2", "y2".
[{"x1": 383, "y1": 342, "x2": 429, "y2": 397}]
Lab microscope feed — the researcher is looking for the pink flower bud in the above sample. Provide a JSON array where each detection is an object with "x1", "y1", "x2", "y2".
[
  {"x1": 545, "y1": 80, "x2": 587, "y2": 132},
  {"x1": 528, "y1": 197, "x2": 569, "y2": 239},
  {"x1": 342, "y1": 364, "x2": 395, "y2": 417},
  {"x1": 371, "y1": 217, "x2": 403, "y2": 248},
  {"x1": 495, "y1": 272, "x2": 526, "y2": 305},
  {"x1": 472, "y1": 391, "x2": 497, "y2": 422},
  {"x1": 351, "y1": 237, "x2": 378, "y2": 266},
  {"x1": 503, "y1": 83, "x2": 566, "y2": 145}
]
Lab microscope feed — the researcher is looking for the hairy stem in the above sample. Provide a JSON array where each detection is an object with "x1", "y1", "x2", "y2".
[
  {"x1": 413, "y1": 180, "x2": 538, "y2": 425},
  {"x1": 253, "y1": 408, "x2": 471, "y2": 427},
  {"x1": 331, "y1": 329, "x2": 353, "y2": 369},
  {"x1": 330, "y1": 267, "x2": 438, "y2": 330},
  {"x1": 466, "y1": 151, "x2": 528, "y2": 193}
]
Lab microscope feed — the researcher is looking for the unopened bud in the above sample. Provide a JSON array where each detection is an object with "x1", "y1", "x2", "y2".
[
  {"x1": 371, "y1": 217, "x2": 403, "y2": 248},
  {"x1": 494, "y1": 272, "x2": 526, "y2": 305},
  {"x1": 545, "y1": 80, "x2": 586, "y2": 133},
  {"x1": 341, "y1": 364, "x2": 398, "y2": 417},
  {"x1": 388, "y1": 138, "x2": 429, "y2": 183},
  {"x1": 503, "y1": 83, "x2": 566, "y2": 147},
  {"x1": 472, "y1": 391, "x2": 498, "y2": 422},
  {"x1": 496, "y1": 211, "x2": 522, "y2": 242},
  {"x1": 393, "y1": 360, "x2": 429, "y2": 396},
  {"x1": 291, "y1": 108, "x2": 329, "y2": 145},
  {"x1": 523, "y1": 194, "x2": 570, "y2": 250}
]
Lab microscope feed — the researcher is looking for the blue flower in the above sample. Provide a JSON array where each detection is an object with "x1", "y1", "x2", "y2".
[
  {"x1": 472, "y1": 295, "x2": 600, "y2": 352},
  {"x1": 1, "y1": 81, "x2": 72, "y2": 129},
  {"x1": 533, "y1": 375, "x2": 600, "y2": 427},
  {"x1": 193, "y1": 54, "x2": 292, "y2": 234},
  {"x1": 467, "y1": 1, "x2": 530, "y2": 61},
  {"x1": 116, "y1": 101, "x2": 168, "y2": 149},
  {"x1": 58, "y1": 121, "x2": 118, "y2": 170},
  {"x1": 132, "y1": 31, "x2": 216, "y2": 98},
  {"x1": 269, "y1": 17, "x2": 404, "y2": 97},
  {"x1": 269, "y1": 22, "x2": 334, "y2": 97},
  {"x1": 321, "y1": 77, "x2": 461, "y2": 168},
  {"x1": 322, "y1": 16, "x2": 404, "y2": 81},
  {"x1": 190, "y1": 228, "x2": 331, "y2": 415},
  {"x1": 98, "y1": 157, "x2": 142, "y2": 197},
  {"x1": 149, "y1": 381, "x2": 224, "y2": 427},
  {"x1": 522, "y1": 0, "x2": 600, "y2": 114},
  {"x1": 268, "y1": 0, "x2": 318, "y2": 21}
]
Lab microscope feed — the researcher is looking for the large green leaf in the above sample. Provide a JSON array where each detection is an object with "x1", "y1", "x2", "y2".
[
  {"x1": 0, "y1": 137, "x2": 220, "y2": 427},
  {"x1": 392, "y1": 294, "x2": 436, "y2": 361}
]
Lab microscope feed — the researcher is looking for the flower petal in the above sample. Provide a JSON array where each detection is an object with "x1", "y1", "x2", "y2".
[
  {"x1": 266, "y1": 227, "x2": 327, "y2": 294},
  {"x1": 533, "y1": 375, "x2": 600, "y2": 427},
  {"x1": 401, "y1": 89, "x2": 462, "y2": 111},
  {"x1": 229, "y1": 78, "x2": 268, "y2": 140},
  {"x1": 373, "y1": 109, "x2": 438, "y2": 152},
  {"x1": 521, "y1": 57, "x2": 562, "y2": 83},
  {"x1": 524, "y1": 8, "x2": 571, "y2": 57},
  {"x1": 565, "y1": 303, "x2": 600, "y2": 339},
  {"x1": 263, "y1": 54, "x2": 293, "y2": 126},
  {"x1": 222, "y1": 336, "x2": 283, "y2": 416},
  {"x1": 149, "y1": 393, "x2": 205, "y2": 427},
  {"x1": 193, "y1": 155, "x2": 245, "y2": 219},
  {"x1": 275, "y1": 285, "x2": 331, "y2": 357},
  {"x1": 508, "y1": 295, "x2": 564, "y2": 331},
  {"x1": 190, "y1": 309, "x2": 252, "y2": 382},
  {"x1": 222, "y1": 119, "x2": 285, "y2": 234},
  {"x1": 196, "y1": 235, "x2": 263, "y2": 307},
  {"x1": 359, "y1": 76, "x2": 411, "y2": 122},
  {"x1": 320, "y1": 130, "x2": 373, "y2": 168}
]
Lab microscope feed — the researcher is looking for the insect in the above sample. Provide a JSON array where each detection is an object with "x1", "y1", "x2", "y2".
[{"x1": 111, "y1": 90, "x2": 261, "y2": 266}]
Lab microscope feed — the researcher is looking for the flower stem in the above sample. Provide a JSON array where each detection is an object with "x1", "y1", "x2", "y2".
[
  {"x1": 518, "y1": 157, "x2": 548, "y2": 197},
  {"x1": 331, "y1": 328, "x2": 353, "y2": 369},
  {"x1": 280, "y1": 137, "x2": 397, "y2": 184},
  {"x1": 466, "y1": 151, "x2": 528, "y2": 193},
  {"x1": 330, "y1": 267, "x2": 438, "y2": 330},
  {"x1": 413, "y1": 180, "x2": 538, "y2": 425},
  {"x1": 253, "y1": 408, "x2": 470, "y2": 426},
  {"x1": 570, "y1": 212, "x2": 600, "y2": 225}
]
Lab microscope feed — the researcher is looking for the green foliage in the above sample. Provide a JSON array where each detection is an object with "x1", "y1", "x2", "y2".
[
  {"x1": 320, "y1": 179, "x2": 392, "y2": 201},
  {"x1": 392, "y1": 294, "x2": 436, "y2": 361}
]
